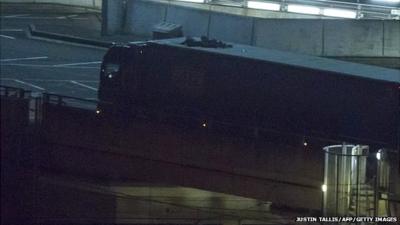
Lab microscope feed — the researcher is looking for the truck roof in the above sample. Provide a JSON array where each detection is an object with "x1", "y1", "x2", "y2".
[{"x1": 135, "y1": 37, "x2": 399, "y2": 84}]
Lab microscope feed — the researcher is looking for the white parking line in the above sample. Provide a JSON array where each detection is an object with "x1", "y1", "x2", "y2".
[
  {"x1": 0, "y1": 29, "x2": 24, "y2": 32},
  {"x1": 70, "y1": 81, "x2": 98, "y2": 91},
  {"x1": 0, "y1": 63, "x2": 99, "y2": 69},
  {"x1": 1, "y1": 16, "x2": 66, "y2": 20},
  {"x1": 1, "y1": 14, "x2": 30, "y2": 18},
  {"x1": 0, "y1": 34, "x2": 16, "y2": 40},
  {"x1": 1, "y1": 78, "x2": 98, "y2": 82},
  {"x1": 14, "y1": 79, "x2": 45, "y2": 91},
  {"x1": 53, "y1": 61, "x2": 102, "y2": 67},
  {"x1": 57, "y1": 15, "x2": 79, "y2": 19},
  {"x1": 53, "y1": 65, "x2": 99, "y2": 69},
  {"x1": 0, "y1": 63, "x2": 52, "y2": 68},
  {"x1": 0, "y1": 56, "x2": 48, "y2": 62}
]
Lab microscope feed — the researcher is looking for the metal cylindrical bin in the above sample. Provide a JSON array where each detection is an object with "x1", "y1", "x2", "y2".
[{"x1": 323, "y1": 144, "x2": 369, "y2": 216}]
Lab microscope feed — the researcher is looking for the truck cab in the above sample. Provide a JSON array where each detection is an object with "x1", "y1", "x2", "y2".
[{"x1": 98, "y1": 43, "x2": 148, "y2": 115}]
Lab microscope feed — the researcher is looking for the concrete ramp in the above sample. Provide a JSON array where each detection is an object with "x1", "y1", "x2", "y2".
[{"x1": 39, "y1": 103, "x2": 323, "y2": 211}]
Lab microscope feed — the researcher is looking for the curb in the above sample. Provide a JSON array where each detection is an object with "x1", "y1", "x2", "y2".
[
  {"x1": 28, "y1": 24, "x2": 113, "y2": 48},
  {"x1": 0, "y1": 2, "x2": 101, "y2": 13}
]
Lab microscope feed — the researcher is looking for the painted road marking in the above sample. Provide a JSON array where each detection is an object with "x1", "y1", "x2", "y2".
[
  {"x1": 14, "y1": 79, "x2": 45, "y2": 91},
  {"x1": 0, "y1": 63, "x2": 99, "y2": 69},
  {"x1": 0, "y1": 15, "x2": 86, "y2": 20},
  {"x1": 70, "y1": 80, "x2": 98, "y2": 91},
  {"x1": 57, "y1": 15, "x2": 79, "y2": 19},
  {"x1": 0, "y1": 34, "x2": 16, "y2": 40},
  {"x1": 0, "y1": 29, "x2": 24, "y2": 32},
  {"x1": 53, "y1": 65, "x2": 100, "y2": 69},
  {"x1": 0, "y1": 56, "x2": 48, "y2": 62},
  {"x1": 53, "y1": 61, "x2": 102, "y2": 67},
  {"x1": 1, "y1": 78, "x2": 98, "y2": 82},
  {"x1": 1, "y1": 14, "x2": 30, "y2": 18},
  {"x1": 0, "y1": 64, "x2": 54, "y2": 68},
  {"x1": 1, "y1": 16, "x2": 67, "y2": 20}
]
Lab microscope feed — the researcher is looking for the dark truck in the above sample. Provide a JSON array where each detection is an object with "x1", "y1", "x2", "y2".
[{"x1": 98, "y1": 37, "x2": 399, "y2": 149}]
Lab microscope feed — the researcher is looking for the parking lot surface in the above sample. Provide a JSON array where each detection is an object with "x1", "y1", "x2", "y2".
[{"x1": 1, "y1": 3, "x2": 142, "y2": 100}]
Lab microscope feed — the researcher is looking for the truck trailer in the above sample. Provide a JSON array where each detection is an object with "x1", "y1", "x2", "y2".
[{"x1": 97, "y1": 37, "x2": 399, "y2": 149}]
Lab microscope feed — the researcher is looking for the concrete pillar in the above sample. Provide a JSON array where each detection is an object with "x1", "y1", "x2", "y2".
[{"x1": 102, "y1": 0, "x2": 125, "y2": 35}]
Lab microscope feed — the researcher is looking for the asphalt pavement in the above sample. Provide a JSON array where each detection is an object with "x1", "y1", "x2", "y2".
[{"x1": 0, "y1": 3, "x2": 144, "y2": 100}]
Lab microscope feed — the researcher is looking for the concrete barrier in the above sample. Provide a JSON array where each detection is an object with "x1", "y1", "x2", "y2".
[
  {"x1": 324, "y1": 20, "x2": 384, "y2": 57},
  {"x1": 253, "y1": 19, "x2": 323, "y2": 55},
  {"x1": 124, "y1": 0, "x2": 167, "y2": 36},
  {"x1": 209, "y1": 12, "x2": 253, "y2": 45},
  {"x1": 40, "y1": 103, "x2": 323, "y2": 211},
  {"x1": 165, "y1": 5, "x2": 209, "y2": 38},
  {"x1": 28, "y1": 24, "x2": 113, "y2": 48},
  {"x1": 0, "y1": 0, "x2": 102, "y2": 9},
  {"x1": 384, "y1": 20, "x2": 400, "y2": 57},
  {"x1": 106, "y1": 0, "x2": 400, "y2": 57}
]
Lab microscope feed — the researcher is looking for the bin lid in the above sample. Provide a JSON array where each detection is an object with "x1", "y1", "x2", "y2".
[{"x1": 153, "y1": 22, "x2": 182, "y2": 33}]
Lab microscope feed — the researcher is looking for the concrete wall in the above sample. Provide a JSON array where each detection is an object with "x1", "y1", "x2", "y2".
[
  {"x1": 166, "y1": 5, "x2": 209, "y2": 38},
  {"x1": 209, "y1": 12, "x2": 253, "y2": 45},
  {"x1": 124, "y1": 0, "x2": 167, "y2": 35},
  {"x1": 38, "y1": 104, "x2": 324, "y2": 211},
  {"x1": 324, "y1": 20, "x2": 383, "y2": 56},
  {"x1": 253, "y1": 19, "x2": 323, "y2": 55},
  {"x1": 0, "y1": 0, "x2": 102, "y2": 9},
  {"x1": 383, "y1": 20, "x2": 400, "y2": 57},
  {"x1": 105, "y1": 0, "x2": 400, "y2": 57}
]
